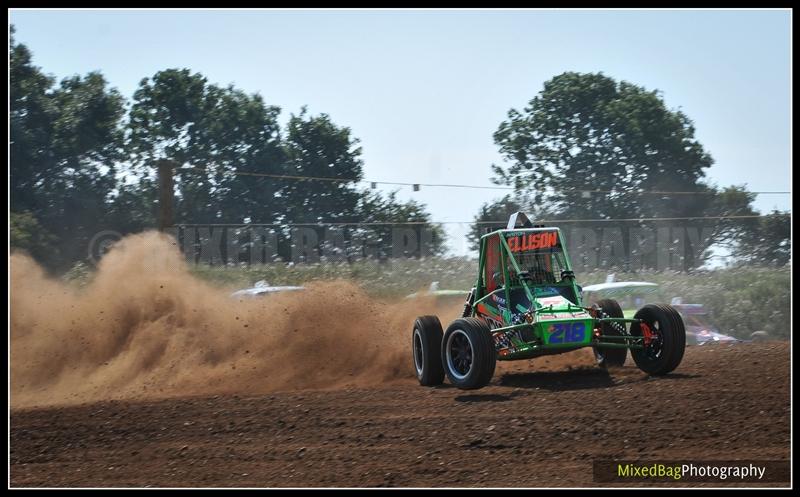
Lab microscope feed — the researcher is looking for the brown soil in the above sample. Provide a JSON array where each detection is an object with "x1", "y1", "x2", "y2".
[{"x1": 10, "y1": 342, "x2": 790, "y2": 488}]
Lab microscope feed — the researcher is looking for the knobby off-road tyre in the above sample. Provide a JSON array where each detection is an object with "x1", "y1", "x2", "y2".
[
  {"x1": 656, "y1": 304, "x2": 687, "y2": 373},
  {"x1": 592, "y1": 299, "x2": 627, "y2": 368},
  {"x1": 412, "y1": 316, "x2": 445, "y2": 386},
  {"x1": 630, "y1": 304, "x2": 686, "y2": 375},
  {"x1": 441, "y1": 318, "x2": 496, "y2": 390}
]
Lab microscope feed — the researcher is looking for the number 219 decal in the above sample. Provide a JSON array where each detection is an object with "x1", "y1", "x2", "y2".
[{"x1": 548, "y1": 322, "x2": 586, "y2": 344}]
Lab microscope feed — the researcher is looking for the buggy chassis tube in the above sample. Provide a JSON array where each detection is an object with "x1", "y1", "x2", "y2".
[
  {"x1": 490, "y1": 315, "x2": 647, "y2": 361},
  {"x1": 494, "y1": 337, "x2": 644, "y2": 360},
  {"x1": 473, "y1": 289, "x2": 505, "y2": 307}
]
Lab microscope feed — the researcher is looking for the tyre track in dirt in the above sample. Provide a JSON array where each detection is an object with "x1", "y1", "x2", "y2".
[{"x1": 10, "y1": 342, "x2": 790, "y2": 487}]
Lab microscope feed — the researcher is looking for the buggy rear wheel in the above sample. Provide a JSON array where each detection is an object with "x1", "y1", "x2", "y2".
[
  {"x1": 630, "y1": 304, "x2": 686, "y2": 375},
  {"x1": 441, "y1": 318, "x2": 496, "y2": 390},
  {"x1": 592, "y1": 299, "x2": 627, "y2": 368},
  {"x1": 412, "y1": 316, "x2": 445, "y2": 386}
]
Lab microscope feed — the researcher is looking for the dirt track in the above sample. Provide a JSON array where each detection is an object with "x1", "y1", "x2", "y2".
[{"x1": 10, "y1": 342, "x2": 790, "y2": 488}]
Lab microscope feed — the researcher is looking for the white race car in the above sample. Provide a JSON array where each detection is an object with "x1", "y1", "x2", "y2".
[{"x1": 230, "y1": 280, "x2": 305, "y2": 299}]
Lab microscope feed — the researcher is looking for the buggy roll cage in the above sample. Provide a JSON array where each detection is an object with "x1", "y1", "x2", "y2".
[
  {"x1": 472, "y1": 226, "x2": 586, "y2": 320},
  {"x1": 465, "y1": 212, "x2": 648, "y2": 360}
]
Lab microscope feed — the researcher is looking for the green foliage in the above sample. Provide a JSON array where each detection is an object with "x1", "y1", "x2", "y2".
[
  {"x1": 10, "y1": 31, "x2": 126, "y2": 270},
  {"x1": 128, "y1": 69, "x2": 210, "y2": 167},
  {"x1": 11, "y1": 27, "x2": 444, "y2": 270},
  {"x1": 127, "y1": 74, "x2": 444, "y2": 261},
  {"x1": 128, "y1": 69, "x2": 286, "y2": 224},
  {"x1": 357, "y1": 190, "x2": 447, "y2": 257},
  {"x1": 61, "y1": 260, "x2": 95, "y2": 288},
  {"x1": 280, "y1": 108, "x2": 363, "y2": 224},
  {"x1": 730, "y1": 210, "x2": 791, "y2": 267},
  {"x1": 10, "y1": 211, "x2": 58, "y2": 263},
  {"x1": 485, "y1": 72, "x2": 780, "y2": 269},
  {"x1": 494, "y1": 72, "x2": 713, "y2": 214}
]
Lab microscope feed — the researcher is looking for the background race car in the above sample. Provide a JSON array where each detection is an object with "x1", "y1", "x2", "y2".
[
  {"x1": 404, "y1": 281, "x2": 470, "y2": 306},
  {"x1": 581, "y1": 279, "x2": 746, "y2": 345},
  {"x1": 230, "y1": 280, "x2": 305, "y2": 299}
]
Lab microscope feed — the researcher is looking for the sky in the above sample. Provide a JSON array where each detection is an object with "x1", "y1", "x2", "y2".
[{"x1": 9, "y1": 9, "x2": 792, "y2": 256}]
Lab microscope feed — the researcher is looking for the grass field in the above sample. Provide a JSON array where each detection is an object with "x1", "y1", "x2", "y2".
[{"x1": 60, "y1": 257, "x2": 789, "y2": 340}]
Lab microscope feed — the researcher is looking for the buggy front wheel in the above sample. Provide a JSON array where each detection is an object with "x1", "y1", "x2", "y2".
[{"x1": 441, "y1": 318, "x2": 496, "y2": 390}]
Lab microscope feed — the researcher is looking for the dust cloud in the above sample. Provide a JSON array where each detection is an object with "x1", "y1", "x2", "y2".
[
  {"x1": 10, "y1": 232, "x2": 454, "y2": 408},
  {"x1": 10, "y1": 231, "x2": 594, "y2": 408}
]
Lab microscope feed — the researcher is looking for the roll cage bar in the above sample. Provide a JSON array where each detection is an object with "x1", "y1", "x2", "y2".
[{"x1": 473, "y1": 227, "x2": 583, "y2": 314}]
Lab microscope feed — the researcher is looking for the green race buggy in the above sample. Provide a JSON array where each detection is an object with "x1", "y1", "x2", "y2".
[{"x1": 411, "y1": 212, "x2": 686, "y2": 390}]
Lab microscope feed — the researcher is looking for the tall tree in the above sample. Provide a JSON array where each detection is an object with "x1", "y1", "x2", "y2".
[
  {"x1": 10, "y1": 28, "x2": 126, "y2": 269},
  {"x1": 280, "y1": 109, "x2": 364, "y2": 225},
  {"x1": 493, "y1": 72, "x2": 714, "y2": 219},
  {"x1": 10, "y1": 26, "x2": 55, "y2": 214},
  {"x1": 10, "y1": 211, "x2": 59, "y2": 264},
  {"x1": 11, "y1": 34, "x2": 446, "y2": 269},
  {"x1": 356, "y1": 191, "x2": 446, "y2": 258},
  {"x1": 127, "y1": 69, "x2": 284, "y2": 224},
  {"x1": 207, "y1": 88, "x2": 285, "y2": 225},
  {"x1": 730, "y1": 209, "x2": 791, "y2": 267},
  {"x1": 489, "y1": 72, "x2": 755, "y2": 269}
]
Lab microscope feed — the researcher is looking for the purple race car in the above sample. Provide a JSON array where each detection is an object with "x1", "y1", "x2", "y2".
[{"x1": 671, "y1": 303, "x2": 742, "y2": 346}]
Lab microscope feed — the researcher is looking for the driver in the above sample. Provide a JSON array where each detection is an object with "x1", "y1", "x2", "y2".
[{"x1": 527, "y1": 254, "x2": 556, "y2": 285}]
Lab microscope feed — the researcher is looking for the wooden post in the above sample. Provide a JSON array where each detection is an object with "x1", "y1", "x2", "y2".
[{"x1": 157, "y1": 159, "x2": 175, "y2": 232}]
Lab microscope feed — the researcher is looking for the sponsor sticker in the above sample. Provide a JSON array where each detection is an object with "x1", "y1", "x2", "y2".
[{"x1": 506, "y1": 231, "x2": 558, "y2": 252}]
